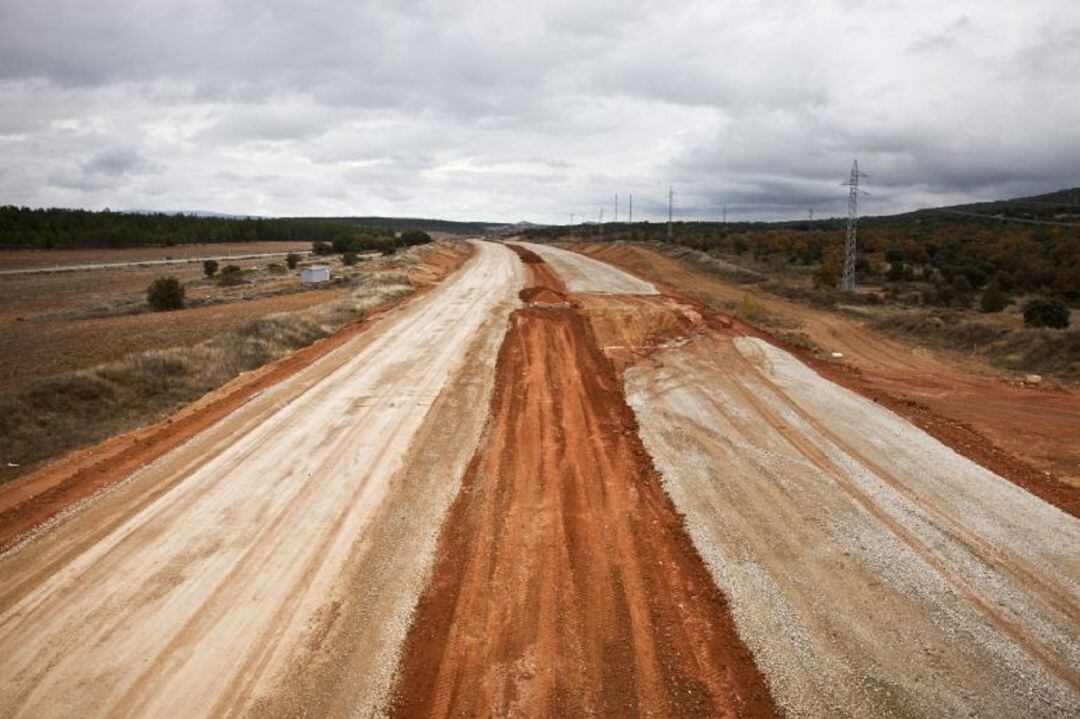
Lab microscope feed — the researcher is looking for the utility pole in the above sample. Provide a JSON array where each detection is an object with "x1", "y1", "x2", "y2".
[
  {"x1": 723, "y1": 202, "x2": 727, "y2": 224},
  {"x1": 629, "y1": 194, "x2": 633, "y2": 224},
  {"x1": 667, "y1": 186, "x2": 674, "y2": 241},
  {"x1": 809, "y1": 207, "x2": 814, "y2": 223},
  {"x1": 615, "y1": 194, "x2": 618, "y2": 223},
  {"x1": 598, "y1": 206, "x2": 604, "y2": 239},
  {"x1": 840, "y1": 159, "x2": 868, "y2": 293}
]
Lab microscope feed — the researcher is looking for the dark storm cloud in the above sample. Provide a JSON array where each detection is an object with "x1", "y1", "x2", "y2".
[{"x1": 1, "y1": 0, "x2": 1078, "y2": 221}]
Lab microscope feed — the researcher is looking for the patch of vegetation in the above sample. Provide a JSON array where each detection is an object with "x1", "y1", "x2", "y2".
[
  {"x1": 203, "y1": 259, "x2": 219, "y2": 277},
  {"x1": 146, "y1": 276, "x2": 184, "y2": 311},
  {"x1": 342, "y1": 252, "x2": 359, "y2": 266},
  {"x1": 285, "y1": 252, "x2": 301, "y2": 270},
  {"x1": 1023, "y1": 297, "x2": 1070, "y2": 328},
  {"x1": 218, "y1": 264, "x2": 244, "y2": 286}
]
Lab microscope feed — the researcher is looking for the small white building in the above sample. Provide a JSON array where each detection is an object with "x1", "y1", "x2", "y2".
[{"x1": 300, "y1": 265, "x2": 331, "y2": 283}]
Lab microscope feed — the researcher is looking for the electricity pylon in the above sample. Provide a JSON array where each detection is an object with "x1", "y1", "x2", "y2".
[{"x1": 840, "y1": 160, "x2": 868, "y2": 293}]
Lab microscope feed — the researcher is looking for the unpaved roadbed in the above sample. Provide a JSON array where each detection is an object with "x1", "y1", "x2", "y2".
[{"x1": 0, "y1": 241, "x2": 524, "y2": 717}]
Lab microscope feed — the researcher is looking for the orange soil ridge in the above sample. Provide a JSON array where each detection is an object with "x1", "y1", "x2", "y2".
[
  {"x1": 570, "y1": 242, "x2": 1080, "y2": 519},
  {"x1": 0, "y1": 244, "x2": 473, "y2": 551},
  {"x1": 388, "y1": 275, "x2": 778, "y2": 717}
]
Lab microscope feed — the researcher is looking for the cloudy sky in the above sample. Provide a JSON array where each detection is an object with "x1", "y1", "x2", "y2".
[{"x1": 1, "y1": 0, "x2": 1078, "y2": 223}]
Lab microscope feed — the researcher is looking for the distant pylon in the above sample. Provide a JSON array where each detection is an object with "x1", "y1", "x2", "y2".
[
  {"x1": 598, "y1": 206, "x2": 604, "y2": 239},
  {"x1": 840, "y1": 160, "x2": 868, "y2": 293},
  {"x1": 667, "y1": 186, "x2": 674, "y2": 241},
  {"x1": 723, "y1": 202, "x2": 727, "y2": 224},
  {"x1": 809, "y1": 207, "x2": 814, "y2": 222},
  {"x1": 615, "y1": 194, "x2": 618, "y2": 223},
  {"x1": 629, "y1": 194, "x2": 633, "y2": 223}
]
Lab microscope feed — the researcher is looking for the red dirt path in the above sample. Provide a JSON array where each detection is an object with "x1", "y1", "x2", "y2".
[{"x1": 388, "y1": 261, "x2": 777, "y2": 718}]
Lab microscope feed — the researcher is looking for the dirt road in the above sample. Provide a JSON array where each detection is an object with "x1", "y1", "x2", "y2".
[
  {"x1": 388, "y1": 263, "x2": 775, "y2": 717},
  {"x1": 529, "y1": 243, "x2": 1080, "y2": 717},
  {"x1": 517, "y1": 241, "x2": 658, "y2": 294},
  {"x1": 569, "y1": 242, "x2": 1080, "y2": 495},
  {"x1": 0, "y1": 240, "x2": 523, "y2": 717}
]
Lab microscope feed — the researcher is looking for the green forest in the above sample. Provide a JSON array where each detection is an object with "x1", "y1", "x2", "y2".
[{"x1": 0, "y1": 206, "x2": 491, "y2": 250}]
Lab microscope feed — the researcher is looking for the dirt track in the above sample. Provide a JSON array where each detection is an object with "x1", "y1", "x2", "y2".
[
  {"x1": 540, "y1": 243, "x2": 1080, "y2": 717},
  {"x1": 1, "y1": 238, "x2": 1077, "y2": 718},
  {"x1": 388, "y1": 257, "x2": 775, "y2": 717},
  {"x1": 0, "y1": 240, "x2": 523, "y2": 717},
  {"x1": 569, "y1": 242, "x2": 1080, "y2": 495}
]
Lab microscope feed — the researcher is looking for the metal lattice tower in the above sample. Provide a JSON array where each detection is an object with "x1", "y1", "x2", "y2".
[{"x1": 840, "y1": 160, "x2": 868, "y2": 293}]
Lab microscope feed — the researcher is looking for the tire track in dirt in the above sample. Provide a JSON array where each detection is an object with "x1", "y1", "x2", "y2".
[{"x1": 387, "y1": 252, "x2": 777, "y2": 718}]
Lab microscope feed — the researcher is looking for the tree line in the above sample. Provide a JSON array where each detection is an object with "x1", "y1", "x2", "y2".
[{"x1": 0, "y1": 206, "x2": 469, "y2": 250}]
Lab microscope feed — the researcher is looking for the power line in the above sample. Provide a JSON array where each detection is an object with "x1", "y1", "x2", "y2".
[{"x1": 841, "y1": 159, "x2": 868, "y2": 293}]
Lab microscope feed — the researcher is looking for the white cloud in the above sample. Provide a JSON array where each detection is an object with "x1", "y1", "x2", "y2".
[{"x1": 0, "y1": 0, "x2": 1078, "y2": 221}]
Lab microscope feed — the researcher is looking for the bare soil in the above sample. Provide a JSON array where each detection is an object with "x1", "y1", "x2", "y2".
[
  {"x1": 388, "y1": 248, "x2": 777, "y2": 718},
  {"x1": 0, "y1": 241, "x2": 522, "y2": 717},
  {"x1": 567, "y1": 242, "x2": 1080, "y2": 497}
]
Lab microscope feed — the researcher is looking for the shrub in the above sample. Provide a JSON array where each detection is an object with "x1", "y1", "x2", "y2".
[
  {"x1": 286, "y1": 252, "x2": 301, "y2": 269},
  {"x1": 380, "y1": 246, "x2": 397, "y2": 256},
  {"x1": 203, "y1": 259, "x2": 218, "y2": 277},
  {"x1": 399, "y1": 229, "x2": 432, "y2": 246},
  {"x1": 218, "y1": 264, "x2": 244, "y2": 286},
  {"x1": 1023, "y1": 297, "x2": 1070, "y2": 328},
  {"x1": 147, "y1": 276, "x2": 185, "y2": 311},
  {"x1": 979, "y1": 281, "x2": 1008, "y2": 313},
  {"x1": 342, "y1": 251, "x2": 359, "y2": 266},
  {"x1": 312, "y1": 241, "x2": 333, "y2": 256},
  {"x1": 267, "y1": 263, "x2": 286, "y2": 274}
]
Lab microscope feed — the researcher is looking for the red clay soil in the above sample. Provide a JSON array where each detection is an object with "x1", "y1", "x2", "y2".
[
  {"x1": 0, "y1": 246, "x2": 473, "y2": 551},
  {"x1": 387, "y1": 302, "x2": 777, "y2": 718},
  {"x1": 567, "y1": 242, "x2": 1080, "y2": 519}
]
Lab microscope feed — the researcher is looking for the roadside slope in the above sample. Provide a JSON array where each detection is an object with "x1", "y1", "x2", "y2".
[{"x1": 0, "y1": 240, "x2": 523, "y2": 718}]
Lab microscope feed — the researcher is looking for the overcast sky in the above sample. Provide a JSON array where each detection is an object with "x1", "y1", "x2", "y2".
[{"x1": 1, "y1": 1, "x2": 1078, "y2": 223}]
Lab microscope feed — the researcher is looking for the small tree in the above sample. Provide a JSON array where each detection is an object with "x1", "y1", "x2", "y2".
[
  {"x1": 1023, "y1": 297, "x2": 1070, "y2": 328},
  {"x1": 286, "y1": 252, "x2": 301, "y2": 270},
  {"x1": 312, "y1": 241, "x2": 333, "y2": 256},
  {"x1": 203, "y1": 259, "x2": 218, "y2": 277},
  {"x1": 218, "y1": 264, "x2": 244, "y2": 286},
  {"x1": 147, "y1": 276, "x2": 185, "y2": 311},
  {"x1": 342, "y1": 251, "x2": 359, "y2": 266},
  {"x1": 979, "y1": 281, "x2": 1008, "y2": 313}
]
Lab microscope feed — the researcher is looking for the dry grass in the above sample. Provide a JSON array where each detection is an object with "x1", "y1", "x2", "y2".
[
  {"x1": 872, "y1": 311, "x2": 1080, "y2": 380},
  {"x1": 0, "y1": 277, "x2": 413, "y2": 479}
]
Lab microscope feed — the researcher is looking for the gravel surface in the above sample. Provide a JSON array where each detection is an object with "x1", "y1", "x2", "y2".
[{"x1": 625, "y1": 333, "x2": 1080, "y2": 718}]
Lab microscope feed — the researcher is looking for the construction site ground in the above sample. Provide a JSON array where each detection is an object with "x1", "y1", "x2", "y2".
[{"x1": 0, "y1": 239, "x2": 1076, "y2": 718}]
